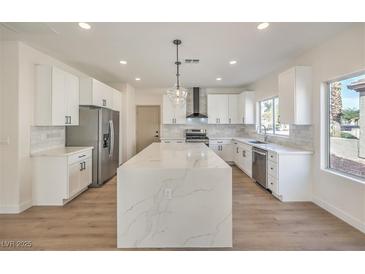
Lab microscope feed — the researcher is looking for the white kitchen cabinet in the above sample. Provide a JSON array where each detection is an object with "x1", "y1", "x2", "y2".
[
  {"x1": 162, "y1": 95, "x2": 186, "y2": 124},
  {"x1": 278, "y1": 66, "x2": 312, "y2": 125},
  {"x1": 207, "y1": 94, "x2": 229, "y2": 124},
  {"x1": 80, "y1": 78, "x2": 114, "y2": 109},
  {"x1": 35, "y1": 65, "x2": 80, "y2": 126},
  {"x1": 112, "y1": 89, "x2": 122, "y2": 111},
  {"x1": 209, "y1": 139, "x2": 233, "y2": 162},
  {"x1": 208, "y1": 92, "x2": 255, "y2": 125},
  {"x1": 238, "y1": 91, "x2": 255, "y2": 124},
  {"x1": 32, "y1": 148, "x2": 93, "y2": 206},
  {"x1": 266, "y1": 151, "x2": 311, "y2": 201},
  {"x1": 234, "y1": 142, "x2": 252, "y2": 177},
  {"x1": 228, "y1": 94, "x2": 240, "y2": 124}
]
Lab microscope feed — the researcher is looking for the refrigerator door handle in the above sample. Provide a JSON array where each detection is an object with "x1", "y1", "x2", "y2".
[{"x1": 109, "y1": 119, "x2": 114, "y2": 158}]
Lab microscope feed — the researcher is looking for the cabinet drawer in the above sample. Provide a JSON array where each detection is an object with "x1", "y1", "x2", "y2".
[
  {"x1": 268, "y1": 160, "x2": 278, "y2": 178},
  {"x1": 268, "y1": 151, "x2": 278, "y2": 162},
  {"x1": 268, "y1": 175, "x2": 278, "y2": 194},
  {"x1": 209, "y1": 139, "x2": 232, "y2": 145},
  {"x1": 68, "y1": 149, "x2": 92, "y2": 165}
]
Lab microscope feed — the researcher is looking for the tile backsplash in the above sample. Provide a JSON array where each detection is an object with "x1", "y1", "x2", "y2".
[
  {"x1": 161, "y1": 123, "x2": 313, "y2": 151},
  {"x1": 30, "y1": 126, "x2": 65, "y2": 153},
  {"x1": 243, "y1": 124, "x2": 314, "y2": 151}
]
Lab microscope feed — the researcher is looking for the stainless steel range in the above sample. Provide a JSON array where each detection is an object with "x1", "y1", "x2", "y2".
[{"x1": 185, "y1": 129, "x2": 209, "y2": 146}]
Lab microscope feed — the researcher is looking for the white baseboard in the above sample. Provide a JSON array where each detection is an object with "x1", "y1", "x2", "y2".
[
  {"x1": 0, "y1": 200, "x2": 32, "y2": 214},
  {"x1": 312, "y1": 196, "x2": 365, "y2": 234}
]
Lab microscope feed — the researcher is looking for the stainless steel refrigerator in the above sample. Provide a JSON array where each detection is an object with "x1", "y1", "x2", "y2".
[{"x1": 66, "y1": 106, "x2": 119, "y2": 187}]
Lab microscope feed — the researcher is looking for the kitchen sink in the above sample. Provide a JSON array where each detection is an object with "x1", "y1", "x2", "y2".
[{"x1": 249, "y1": 140, "x2": 268, "y2": 144}]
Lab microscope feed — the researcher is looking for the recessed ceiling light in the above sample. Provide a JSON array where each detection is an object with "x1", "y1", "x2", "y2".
[
  {"x1": 78, "y1": 22, "x2": 91, "y2": 30},
  {"x1": 216, "y1": 77, "x2": 222, "y2": 81},
  {"x1": 119, "y1": 60, "x2": 127, "y2": 65},
  {"x1": 257, "y1": 22, "x2": 269, "y2": 30},
  {"x1": 135, "y1": 77, "x2": 141, "y2": 81},
  {"x1": 229, "y1": 60, "x2": 237, "y2": 65}
]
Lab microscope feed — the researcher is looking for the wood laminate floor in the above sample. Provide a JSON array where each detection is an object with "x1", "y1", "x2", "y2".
[{"x1": 1, "y1": 166, "x2": 365, "y2": 250}]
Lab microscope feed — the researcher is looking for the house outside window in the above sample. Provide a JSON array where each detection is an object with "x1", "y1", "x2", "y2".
[
  {"x1": 258, "y1": 97, "x2": 289, "y2": 136},
  {"x1": 327, "y1": 73, "x2": 365, "y2": 180}
]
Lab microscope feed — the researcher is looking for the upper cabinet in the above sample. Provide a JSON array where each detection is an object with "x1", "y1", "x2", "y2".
[
  {"x1": 80, "y1": 78, "x2": 114, "y2": 109},
  {"x1": 238, "y1": 91, "x2": 255, "y2": 124},
  {"x1": 35, "y1": 65, "x2": 80, "y2": 126},
  {"x1": 162, "y1": 95, "x2": 186, "y2": 124},
  {"x1": 208, "y1": 92, "x2": 255, "y2": 124},
  {"x1": 278, "y1": 66, "x2": 312, "y2": 125},
  {"x1": 208, "y1": 94, "x2": 229, "y2": 124},
  {"x1": 112, "y1": 89, "x2": 122, "y2": 112}
]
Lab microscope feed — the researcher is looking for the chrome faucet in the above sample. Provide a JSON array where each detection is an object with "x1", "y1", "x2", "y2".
[{"x1": 260, "y1": 125, "x2": 268, "y2": 142}]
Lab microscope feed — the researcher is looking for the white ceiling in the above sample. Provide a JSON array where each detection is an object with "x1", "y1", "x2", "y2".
[{"x1": 0, "y1": 22, "x2": 353, "y2": 88}]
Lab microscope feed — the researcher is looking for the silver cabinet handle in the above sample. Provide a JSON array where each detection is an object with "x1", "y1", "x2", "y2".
[
  {"x1": 78, "y1": 154, "x2": 86, "y2": 158},
  {"x1": 65, "y1": 116, "x2": 68, "y2": 124},
  {"x1": 102, "y1": 99, "x2": 106, "y2": 106},
  {"x1": 69, "y1": 116, "x2": 71, "y2": 124},
  {"x1": 80, "y1": 162, "x2": 83, "y2": 171},
  {"x1": 242, "y1": 117, "x2": 245, "y2": 124},
  {"x1": 229, "y1": 118, "x2": 231, "y2": 124}
]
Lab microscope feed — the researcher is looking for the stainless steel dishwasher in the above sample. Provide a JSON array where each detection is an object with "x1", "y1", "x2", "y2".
[{"x1": 252, "y1": 147, "x2": 268, "y2": 189}]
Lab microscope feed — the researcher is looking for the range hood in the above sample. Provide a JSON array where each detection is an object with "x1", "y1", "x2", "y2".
[{"x1": 186, "y1": 87, "x2": 208, "y2": 118}]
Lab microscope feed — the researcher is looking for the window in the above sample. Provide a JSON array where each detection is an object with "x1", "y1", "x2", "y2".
[
  {"x1": 258, "y1": 97, "x2": 289, "y2": 136},
  {"x1": 327, "y1": 73, "x2": 365, "y2": 180}
]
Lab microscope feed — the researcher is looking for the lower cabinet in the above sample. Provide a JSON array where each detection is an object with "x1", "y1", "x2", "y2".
[
  {"x1": 233, "y1": 142, "x2": 252, "y2": 177},
  {"x1": 209, "y1": 140, "x2": 233, "y2": 162},
  {"x1": 33, "y1": 148, "x2": 93, "y2": 206},
  {"x1": 266, "y1": 151, "x2": 312, "y2": 202}
]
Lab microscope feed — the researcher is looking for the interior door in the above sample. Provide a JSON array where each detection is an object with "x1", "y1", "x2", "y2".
[{"x1": 136, "y1": 105, "x2": 160, "y2": 152}]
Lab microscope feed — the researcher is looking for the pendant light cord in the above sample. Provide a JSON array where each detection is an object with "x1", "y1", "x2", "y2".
[{"x1": 176, "y1": 41, "x2": 180, "y2": 89}]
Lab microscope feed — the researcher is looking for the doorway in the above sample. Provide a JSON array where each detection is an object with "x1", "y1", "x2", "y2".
[{"x1": 136, "y1": 105, "x2": 161, "y2": 153}]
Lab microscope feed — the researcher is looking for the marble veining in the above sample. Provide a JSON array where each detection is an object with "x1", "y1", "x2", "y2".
[{"x1": 117, "y1": 143, "x2": 232, "y2": 248}]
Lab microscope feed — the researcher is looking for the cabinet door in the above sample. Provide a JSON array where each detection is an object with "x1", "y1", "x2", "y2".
[
  {"x1": 80, "y1": 158, "x2": 92, "y2": 189},
  {"x1": 210, "y1": 144, "x2": 221, "y2": 156},
  {"x1": 221, "y1": 144, "x2": 233, "y2": 161},
  {"x1": 208, "y1": 94, "x2": 228, "y2": 124},
  {"x1": 239, "y1": 92, "x2": 255, "y2": 124},
  {"x1": 217, "y1": 95, "x2": 229, "y2": 124},
  {"x1": 103, "y1": 85, "x2": 114, "y2": 109},
  {"x1": 68, "y1": 162, "x2": 81, "y2": 198},
  {"x1": 208, "y1": 95, "x2": 219, "y2": 124},
  {"x1": 162, "y1": 95, "x2": 175, "y2": 124},
  {"x1": 112, "y1": 89, "x2": 122, "y2": 111},
  {"x1": 65, "y1": 73, "x2": 80, "y2": 126},
  {"x1": 174, "y1": 102, "x2": 187, "y2": 124},
  {"x1": 92, "y1": 79, "x2": 105, "y2": 107},
  {"x1": 278, "y1": 68, "x2": 295, "y2": 124},
  {"x1": 51, "y1": 67, "x2": 67, "y2": 125},
  {"x1": 228, "y1": 94, "x2": 240, "y2": 124}
]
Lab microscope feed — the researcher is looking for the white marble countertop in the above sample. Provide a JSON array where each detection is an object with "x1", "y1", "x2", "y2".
[
  {"x1": 31, "y1": 146, "x2": 94, "y2": 157},
  {"x1": 120, "y1": 143, "x2": 230, "y2": 169},
  {"x1": 232, "y1": 137, "x2": 313, "y2": 155},
  {"x1": 160, "y1": 137, "x2": 186, "y2": 140}
]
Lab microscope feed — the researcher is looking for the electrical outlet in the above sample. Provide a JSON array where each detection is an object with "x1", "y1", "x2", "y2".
[{"x1": 164, "y1": 188, "x2": 172, "y2": 199}]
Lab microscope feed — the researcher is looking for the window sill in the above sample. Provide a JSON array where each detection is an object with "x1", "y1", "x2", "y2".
[{"x1": 321, "y1": 168, "x2": 365, "y2": 185}]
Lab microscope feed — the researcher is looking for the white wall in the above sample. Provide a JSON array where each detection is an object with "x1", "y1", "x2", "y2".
[
  {"x1": 110, "y1": 83, "x2": 136, "y2": 163},
  {"x1": 249, "y1": 23, "x2": 365, "y2": 233},
  {"x1": 0, "y1": 41, "x2": 92, "y2": 213}
]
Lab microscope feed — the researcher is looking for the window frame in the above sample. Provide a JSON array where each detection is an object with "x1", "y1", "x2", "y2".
[
  {"x1": 258, "y1": 96, "x2": 289, "y2": 136},
  {"x1": 325, "y1": 72, "x2": 365, "y2": 182}
]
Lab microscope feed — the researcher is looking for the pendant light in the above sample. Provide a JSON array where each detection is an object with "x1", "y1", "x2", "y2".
[{"x1": 167, "y1": 39, "x2": 188, "y2": 105}]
